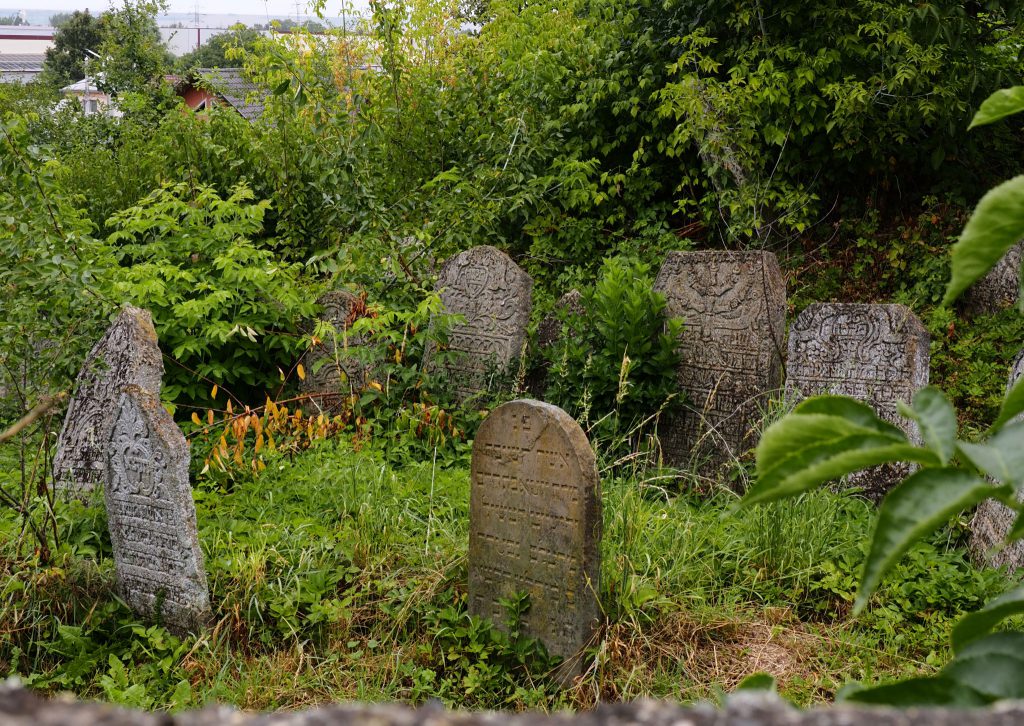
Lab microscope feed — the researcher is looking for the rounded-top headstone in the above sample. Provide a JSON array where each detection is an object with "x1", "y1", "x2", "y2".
[
  {"x1": 469, "y1": 399, "x2": 600, "y2": 680},
  {"x1": 53, "y1": 305, "x2": 163, "y2": 496},
  {"x1": 432, "y1": 246, "x2": 533, "y2": 401},
  {"x1": 105, "y1": 385, "x2": 210, "y2": 634}
]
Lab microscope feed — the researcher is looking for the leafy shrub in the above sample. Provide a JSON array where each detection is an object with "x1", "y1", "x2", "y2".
[{"x1": 104, "y1": 181, "x2": 316, "y2": 406}]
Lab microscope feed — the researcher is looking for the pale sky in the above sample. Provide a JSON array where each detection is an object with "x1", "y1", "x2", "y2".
[{"x1": 6, "y1": 0, "x2": 370, "y2": 21}]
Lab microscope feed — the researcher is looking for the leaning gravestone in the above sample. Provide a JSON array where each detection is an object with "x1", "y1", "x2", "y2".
[
  {"x1": 300, "y1": 291, "x2": 370, "y2": 414},
  {"x1": 106, "y1": 385, "x2": 210, "y2": 633},
  {"x1": 963, "y1": 240, "x2": 1023, "y2": 315},
  {"x1": 468, "y1": 399, "x2": 601, "y2": 682},
  {"x1": 787, "y1": 303, "x2": 930, "y2": 500},
  {"x1": 970, "y1": 349, "x2": 1024, "y2": 571},
  {"x1": 53, "y1": 305, "x2": 163, "y2": 497},
  {"x1": 653, "y1": 251, "x2": 786, "y2": 474},
  {"x1": 432, "y1": 246, "x2": 532, "y2": 401}
]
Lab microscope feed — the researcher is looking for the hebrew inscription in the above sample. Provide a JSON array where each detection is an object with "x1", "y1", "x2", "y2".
[
  {"x1": 54, "y1": 305, "x2": 163, "y2": 497},
  {"x1": 653, "y1": 251, "x2": 786, "y2": 473},
  {"x1": 432, "y1": 246, "x2": 532, "y2": 401},
  {"x1": 469, "y1": 400, "x2": 600, "y2": 680},
  {"x1": 787, "y1": 303, "x2": 930, "y2": 499},
  {"x1": 300, "y1": 291, "x2": 370, "y2": 414},
  {"x1": 106, "y1": 385, "x2": 210, "y2": 633},
  {"x1": 970, "y1": 349, "x2": 1024, "y2": 571}
]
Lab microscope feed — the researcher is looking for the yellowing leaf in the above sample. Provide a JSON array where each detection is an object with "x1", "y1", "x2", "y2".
[
  {"x1": 191, "y1": 412, "x2": 202, "y2": 426},
  {"x1": 297, "y1": 363, "x2": 306, "y2": 381},
  {"x1": 207, "y1": 409, "x2": 215, "y2": 425},
  {"x1": 211, "y1": 384, "x2": 218, "y2": 400},
  {"x1": 369, "y1": 380, "x2": 382, "y2": 391}
]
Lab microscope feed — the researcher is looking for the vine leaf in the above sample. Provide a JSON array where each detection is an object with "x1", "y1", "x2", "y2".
[
  {"x1": 952, "y1": 586, "x2": 1024, "y2": 654},
  {"x1": 897, "y1": 386, "x2": 956, "y2": 464}
]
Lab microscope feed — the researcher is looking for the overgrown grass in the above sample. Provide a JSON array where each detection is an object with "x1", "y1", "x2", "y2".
[{"x1": 0, "y1": 439, "x2": 1015, "y2": 711}]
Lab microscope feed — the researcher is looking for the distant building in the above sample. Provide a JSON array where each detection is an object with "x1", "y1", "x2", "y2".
[
  {"x1": 173, "y1": 68, "x2": 266, "y2": 121},
  {"x1": 0, "y1": 53, "x2": 45, "y2": 83},
  {"x1": 60, "y1": 76, "x2": 121, "y2": 117},
  {"x1": 0, "y1": 25, "x2": 56, "y2": 54}
]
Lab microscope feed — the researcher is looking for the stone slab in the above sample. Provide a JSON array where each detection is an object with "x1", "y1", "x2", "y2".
[
  {"x1": 431, "y1": 246, "x2": 532, "y2": 402},
  {"x1": 963, "y1": 241, "x2": 1023, "y2": 315},
  {"x1": 106, "y1": 385, "x2": 210, "y2": 633},
  {"x1": 652, "y1": 251, "x2": 786, "y2": 475},
  {"x1": 786, "y1": 303, "x2": 930, "y2": 500},
  {"x1": 300, "y1": 291, "x2": 370, "y2": 414},
  {"x1": 53, "y1": 305, "x2": 163, "y2": 497},
  {"x1": 529, "y1": 290, "x2": 585, "y2": 397},
  {"x1": 970, "y1": 348, "x2": 1024, "y2": 571},
  {"x1": 468, "y1": 399, "x2": 600, "y2": 681}
]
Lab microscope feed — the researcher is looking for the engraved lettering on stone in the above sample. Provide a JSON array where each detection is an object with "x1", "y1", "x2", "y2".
[
  {"x1": 54, "y1": 306, "x2": 163, "y2": 497},
  {"x1": 106, "y1": 386, "x2": 210, "y2": 633},
  {"x1": 786, "y1": 303, "x2": 930, "y2": 500},
  {"x1": 652, "y1": 251, "x2": 786, "y2": 473},
  {"x1": 468, "y1": 400, "x2": 600, "y2": 682},
  {"x1": 431, "y1": 246, "x2": 532, "y2": 401}
]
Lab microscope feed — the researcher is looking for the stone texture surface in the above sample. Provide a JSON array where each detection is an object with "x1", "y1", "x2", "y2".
[
  {"x1": 7, "y1": 684, "x2": 1024, "y2": 726},
  {"x1": 529, "y1": 290, "x2": 585, "y2": 397},
  {"x1": 53, "y1": 306, "x2": 164, "y2": 497},
  {"x1": 652, "y1": 251, "x2": 786, "y2": 474},
  {"x1": 469, "y1": 399, "x2": 600, "y2": 680},
  {"x1": 105, "y1": 385, "x2": 210, "y2": 634},
  {"x1": 963, "y1": 241, "x2": 1023, "y2": 315},
  {"x1": 432, "y1": 246, "x2": 532, "y2": 402},
  {"x1": 300, "y1": 291, "x2": 370, "y2": 414},
  {"x1": 970, "y1": 348, "x2": 1024, "y2": 570},
  {"x1": 786, "y1": 303, "x2": 930, "y2": 501}
]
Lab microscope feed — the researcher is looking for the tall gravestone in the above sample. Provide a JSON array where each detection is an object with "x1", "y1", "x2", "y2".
[
  {"x1": 53, "y1": 306, "x2": 163, "y2": 497},
  {"x1": 432, "y1": 246, "x2": 532, "y2": 401},
  {"x1": 469, "y1": 399, "x2": 601, "y2": 682},
  {"x1": 653, "y1": 251, "x2": 786, "y2": 473},
  {"x1": 786, "y1": 303, "x2": 930, "y2": 500},
  {"x1": 970, "y1": 349, "x2": 1024, "y2": 571},
  {"x1": 106, "y1": 385, "x2": 210, "y2": 633},
  {"x1": 964, "y1": 241, "x2": 1023, "y2": 315},
  {"x1": 300, "y1": 291, "x2": 370, "y2": 414}
]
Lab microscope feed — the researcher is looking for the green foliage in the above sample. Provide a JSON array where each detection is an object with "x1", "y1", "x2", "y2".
[
  {"x1": 104, "y1": 182, "x2": 315, "y2": 406},
  {"x1": 543, "y1": 258, "x2": 682, "y2": 429},
  {"x1": 41, "y1": 11, "x2": 105, "y2": 89},
  {"x1": 176, "y1": 26, "x2": 263, "y2": 71}
]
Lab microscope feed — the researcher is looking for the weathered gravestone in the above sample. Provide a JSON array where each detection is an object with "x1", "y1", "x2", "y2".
[
  {"x1": 432, "y1": 246, "x2": 532, "y2": 402},
  {"x1": 963, "y1": 240, "x2": 1023, "y2": 315},
  {"x1": 469, "y1": 399, "x2": 601, "y2": 681},
  {"x1": 300, "y1": 291, "x2": 371, "y2": 414},
  {"x1": 106, "y1": 385, "x2": 210, "y2": 633},
  {"x1": 786, "y1": 303, "x2": 930, "y2": 500},
  {"x1": 53, "y1": 305, "x2": 163, "y2": 497},
  {"x1": 652, "y1": 251, "x2": 786, "y2": 474},
  {"x1": 528, "y1": 290, "x2": 585, "y2": 397},
  {"x1": 970, "y1": 349, "x2": 1024, "y2": 571}
]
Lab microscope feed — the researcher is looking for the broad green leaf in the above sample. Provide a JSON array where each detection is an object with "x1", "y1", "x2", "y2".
[
  {"x1": 841, "y1": 676, "x2": 988, "y2": 706},
  {"x1": 943, "y1": 175, "x2": 1024, "y2": 306},
  {"x1": 1008, "y1": 510, "x2": 1024, "y2": 542},
  {"x1": 855, "y1": 469, "x2": 997, "y2": 614},
  {"x1": 735, "y1": 673, "x2": 776, "y2": 692},
  {"x1": 944, "y1": 634, "x2": 1024, "y2": 700},
  {"x1": 897, "y1": 386, "x2": 957, "y2": 464},
  {"x1": 958, "y1": 422, "x2": 1024, "y2": 486},
  {"x1": 991, "y1": 374, "x2": 1024, "y2": 432},
  {"x1": 790, "y1": 396, "x2": 908, "y2": 436},
  {"x1": 952, "y1": 587, "x2": 1024, "y2": 653},
  {"x1": 968, "y1": 86, "x2": 1024, "y2": 129},
  {"x1": 744, "y1": 438, "x2": 937, "y2": 508}
]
